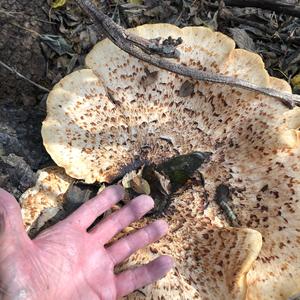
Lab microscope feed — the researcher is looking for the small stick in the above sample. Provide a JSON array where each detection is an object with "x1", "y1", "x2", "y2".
[
  {"x1": 75, "y1": 0, "x2": 300, "y2": 108},
  {"x1": 223, "y1": 0, "x2": 300, "y2": 18},
  {"x1": 0, "y1": 60, "x2": 50, "y2": 93},
  {"x1": 214, "y1": 184, "x2": 239, "y2": 227},
  {"x1": 0, "y1": 9, "x2": 56, "y2": 24}
]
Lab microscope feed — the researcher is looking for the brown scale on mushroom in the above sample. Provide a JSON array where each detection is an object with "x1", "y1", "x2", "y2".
[
  {"x1": 118, "y1": 183, "x2": 262, "y2": 300},
  {"x1": 19, "y1": 24, "x2": 300, "y2": 299}
]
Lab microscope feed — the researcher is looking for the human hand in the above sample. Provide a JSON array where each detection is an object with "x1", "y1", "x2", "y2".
[{"x1": 0, "y1": 185, "x2": 173, "y2": 300}]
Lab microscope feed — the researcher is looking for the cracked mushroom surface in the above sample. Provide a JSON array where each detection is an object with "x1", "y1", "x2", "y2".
[
  {"x1": 40, "y1": 24, "x2": 300, "y2": 299},
  {"x1": 20, "y1": 166, "x2": 73, "y2": 232}
]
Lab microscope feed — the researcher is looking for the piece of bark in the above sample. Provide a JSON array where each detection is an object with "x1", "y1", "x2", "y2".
[{"x1": 224, "y1": 0, "x2": 300, "y2": 18}]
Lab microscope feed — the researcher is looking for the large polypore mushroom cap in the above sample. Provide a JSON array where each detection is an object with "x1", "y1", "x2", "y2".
[
  {"x1": 42, "y1": 25, "x2": 240, "y2": 183},
  {"x1": 41, "y1": 24, "x2": 300, "y2": 299}
]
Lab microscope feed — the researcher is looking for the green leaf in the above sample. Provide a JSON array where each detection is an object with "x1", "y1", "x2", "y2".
[
  {"x1": 140, "y1": 152, "x2": 211, "y2": 216},
  {"x1": 51, "y1": 0, "x2": 68, "y2": 9},
  {"x1": 129, "y1": 0, "x2": 143, "y2": 4},
  {"x1": 291, "y1": 74, "x2": 300, "y2": 94},
  {"x1": 291, "y1": 74, "x2": 300, "y2": 87},
  {"x1": 156, "y1": 152, "x2": 212, "y2": 191},
  {"x1": 40, "y1": 34, "x2": 73, "y2": 56}
]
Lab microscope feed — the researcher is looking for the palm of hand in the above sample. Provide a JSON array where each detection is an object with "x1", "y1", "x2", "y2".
[{"x1": 0, "y1": 186, "x2": 172, "y2": 300}]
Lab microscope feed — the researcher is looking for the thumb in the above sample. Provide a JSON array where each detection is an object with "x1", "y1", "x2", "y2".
[{"x1": 0, "y1": 188, "x2": 27, "y2": 239}]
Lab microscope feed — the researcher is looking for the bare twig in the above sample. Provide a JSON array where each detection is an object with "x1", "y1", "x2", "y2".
[
  {"x1": 8, "y1": 22, "x2": 41, "y2": 37},
  {"x1": 0, "y1": 9, "x2": 56, "y2": 24},
  {"x1": 223, "y1": 0, "x2": 300, "y2": 18},
  {"x1": 75, "y1": 0, "x2": 300, "y2": 108},
  {"x1": 0, "y1": 61, "x2": 50, "y2": 93},
  {"x1": 218, "y1": 8, "x2": 275, "y2": 34}
]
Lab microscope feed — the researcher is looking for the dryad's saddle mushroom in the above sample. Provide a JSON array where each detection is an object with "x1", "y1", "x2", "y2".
[{"x1": 21, "y1": 24, "x2": 300, "y2": 299}]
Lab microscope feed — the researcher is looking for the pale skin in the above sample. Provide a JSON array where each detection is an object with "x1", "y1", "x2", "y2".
[{"x1": 0, "y1": 185, "x2": 173, "y2": 300}]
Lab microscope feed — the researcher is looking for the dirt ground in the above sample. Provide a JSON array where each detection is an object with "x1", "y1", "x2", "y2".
[{"x1": 0, "y1": 0, "x2": 299, "y2": 198}]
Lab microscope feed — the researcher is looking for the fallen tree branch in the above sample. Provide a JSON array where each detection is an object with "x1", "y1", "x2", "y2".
[
  {"x1": 223, "y1": 0, "x2": 300, "y2": 18},
  {"x1": 75, "y1": 0, "x2": 300, "y2": 108},
  {"x1": 0, "y1": 60, "x2": 50, "y2": 93},
  {"x1": 218, "y1": 8, "x2": 275, "y2": 34}
]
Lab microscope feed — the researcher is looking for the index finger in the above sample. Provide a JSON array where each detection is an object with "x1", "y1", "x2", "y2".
[{"x1": 65, "y1": 185, "x2": 124, "y2": 230}]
